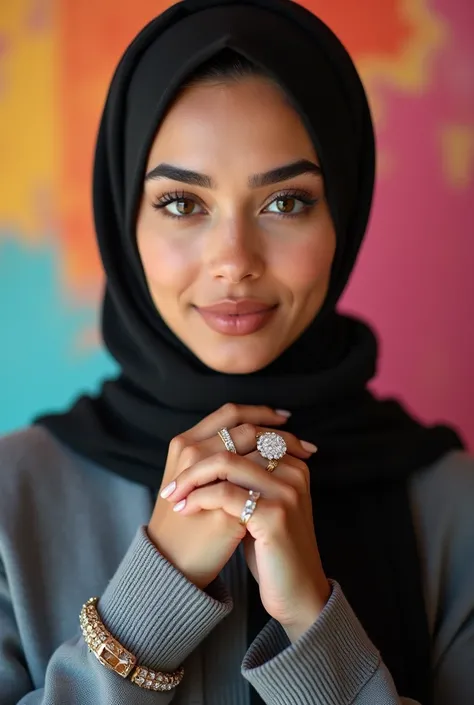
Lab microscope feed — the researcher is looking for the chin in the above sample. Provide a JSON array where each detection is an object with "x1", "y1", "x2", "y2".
[{"x1": 194, "y1": 343, "x2": 280, "y2": 375}]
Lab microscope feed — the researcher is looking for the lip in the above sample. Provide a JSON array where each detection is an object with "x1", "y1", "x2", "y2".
[{"x1": 196, "y1": 299, "x2": 278, "y2": 336}]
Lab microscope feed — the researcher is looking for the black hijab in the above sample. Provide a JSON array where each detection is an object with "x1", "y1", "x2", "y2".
[{"x1": 37, "y1": 1, "x2": 463, "y2": 702}]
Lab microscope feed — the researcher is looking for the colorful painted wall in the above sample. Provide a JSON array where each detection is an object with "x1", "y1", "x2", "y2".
[{"x1": 1, "y1": 0, "x2": 473, "y2": 447}]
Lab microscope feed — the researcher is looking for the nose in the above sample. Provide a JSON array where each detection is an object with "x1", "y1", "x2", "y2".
[{"x1": 204, "y1": 216, "x2": 264, "y2": 284}]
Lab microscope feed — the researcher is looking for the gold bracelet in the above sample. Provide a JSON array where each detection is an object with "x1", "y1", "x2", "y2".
[{"x1": 80, "y1": 597, "x2": 184, "y2": 691}]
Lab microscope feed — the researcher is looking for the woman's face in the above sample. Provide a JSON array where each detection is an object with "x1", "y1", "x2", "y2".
[{"x1": 137, "y1": 75, "x2": 336, "y2": 373}]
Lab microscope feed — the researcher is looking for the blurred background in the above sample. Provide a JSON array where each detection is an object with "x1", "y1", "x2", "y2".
[{"x1": 1, "y1": 0, "x2": 473, "y2": 447}]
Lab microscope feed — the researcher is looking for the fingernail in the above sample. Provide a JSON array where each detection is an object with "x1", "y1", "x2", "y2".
[
  {"x1": 173, "y1": 499, "x2": 186, "y2": 512},
  {"x1": 301, "y1": 440, "x2": 318, "y2": 453},
  {"x1": 160, "y1": 481, "x2": 176, "y2": 499},
  {"x1": 275, "y1": 409, "x2": 292, "y2": 417}
]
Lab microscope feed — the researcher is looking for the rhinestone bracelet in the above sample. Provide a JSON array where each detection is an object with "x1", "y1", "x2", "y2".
[{"x1": 80, "y1": 597, "x2": 184, "y2": 691}]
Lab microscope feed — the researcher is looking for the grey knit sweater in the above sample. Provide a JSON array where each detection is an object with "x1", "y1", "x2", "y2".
[{"x1": 0, "y1": 426, "x2": 473, "y2": 704}]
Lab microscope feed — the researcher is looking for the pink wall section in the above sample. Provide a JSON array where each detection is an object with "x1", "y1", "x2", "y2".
[{"x1": 340, "y1": 0, "x2": 474, "y2": 448}]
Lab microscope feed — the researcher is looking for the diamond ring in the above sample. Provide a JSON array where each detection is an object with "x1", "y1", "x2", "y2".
[
  {"x1": 256, "y1": 432, "x2": 287, "y2": 473},
  {"x1": 239, "y1": 490, "x2": 261, "y2": 526},
  {"x1": 217, "y1": 427, "x2": 237, "y2": 454}
]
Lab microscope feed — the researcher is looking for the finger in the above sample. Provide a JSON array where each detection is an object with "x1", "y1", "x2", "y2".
[
  {"x1": 245, "y1": 451, "x2": 310, "y2": 493},
  {"x1": 173, "y1": 404, "x2": 290, "y2": 450},
  {"x1": 163, "y1": 453, "x2": 300, "y2": 503},
  {"x1": 229, "y1": 425, "x2": 315, "y2": 460},
  {"x1": 172, "y1": 482, "x2": 286, "y2": 538},
  {"x1": 177, "y1": 423, "x2": 314, "y2": 474},
  {"x1": 171, "y1": 480, "x2": 261, "y2": 519}
]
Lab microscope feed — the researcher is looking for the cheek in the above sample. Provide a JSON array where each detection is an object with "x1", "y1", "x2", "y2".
[
  {"x1": 274, "y1": 226, "x2": 336, "y2": 295},
  {"x1": 137, "y1": 228, "x2": 198, "y2": 296}
]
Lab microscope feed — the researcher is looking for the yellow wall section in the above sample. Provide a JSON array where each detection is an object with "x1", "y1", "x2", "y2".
[{"x1": 0, "y1": 0, "x2": 58, "y2": 240}]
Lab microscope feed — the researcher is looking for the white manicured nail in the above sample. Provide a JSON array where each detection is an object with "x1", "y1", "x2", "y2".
[
  {"x1": 173, "y1": 499, "x2": 187, "y2": 512},
  {"x1": 275, "y1": 409, "x2": 292, "y2": 417},
  {"x1": 301, "y1": 440, "x2": 318, "y2": 453},
  {"x1": 160, "y1": 481, "x2": 176, "y2": 499}
]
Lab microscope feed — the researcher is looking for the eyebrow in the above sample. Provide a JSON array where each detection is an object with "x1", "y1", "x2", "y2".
[{"x1": 144, "y1": 158, "x2": 322, "y2": 189}]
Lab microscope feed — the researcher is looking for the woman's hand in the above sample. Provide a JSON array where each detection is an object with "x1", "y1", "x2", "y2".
[
  {"x1": 161, "y1": 442, "x2": 331, "y2": 641},
  {"x1": 147, "y1": 404, "x2": 312, "y2": 591}
]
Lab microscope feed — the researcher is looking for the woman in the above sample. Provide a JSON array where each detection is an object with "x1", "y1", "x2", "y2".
[{"x1": 0, "y1": 0, "x2": 472, "y2": 703}]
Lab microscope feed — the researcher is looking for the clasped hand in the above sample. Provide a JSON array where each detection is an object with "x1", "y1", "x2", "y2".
[{"x1": 149, "y1": 404, "x2": 330, "y2": 643}]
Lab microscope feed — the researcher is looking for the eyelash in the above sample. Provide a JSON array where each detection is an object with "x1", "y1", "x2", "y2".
[{"x1": 151, "y1": 189, "x2": 319, "y2": 220}]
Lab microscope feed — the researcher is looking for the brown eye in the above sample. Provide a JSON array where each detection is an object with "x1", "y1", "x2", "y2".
[
  {"x1": 158, "y1": 197, "x2": 205, "y2": 217},
  {"x1": 175, "y1": 198, "x2": 195, "y2": 215},
  {"x1": 275, "y1": 197, "x2": 296, "y2": 213},
  {"x1": 264, "y1": 193, "x2": 314, "y2": 217}
]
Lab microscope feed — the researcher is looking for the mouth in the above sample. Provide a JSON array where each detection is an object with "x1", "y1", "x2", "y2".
[{"x1": 195, "y1": 300, "x2": 278, "y2": 336}]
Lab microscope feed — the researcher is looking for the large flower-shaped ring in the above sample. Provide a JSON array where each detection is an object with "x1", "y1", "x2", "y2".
[{"x1": 256, "y1": 432, "x2": 287, "y2": 473}]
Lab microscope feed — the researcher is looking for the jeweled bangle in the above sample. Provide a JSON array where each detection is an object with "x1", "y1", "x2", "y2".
[{"x1": 80, "y1": 597, "x2": 184, "y2": 691}]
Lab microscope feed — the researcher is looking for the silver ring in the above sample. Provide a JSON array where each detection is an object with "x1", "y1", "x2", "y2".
[
  {"x1": 239, "y1": 490, "x2": 261, "y2": 526},
  {"x1": 256, "y1": 432, "x2": 287, "y2": 472},
  {"x1": 218, "y1": 427, "x2": 237, "y2": 454}
]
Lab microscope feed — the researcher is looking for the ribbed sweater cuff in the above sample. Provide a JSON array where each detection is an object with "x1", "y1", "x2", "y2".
[
  {"x1": 98, "y1": 526, "x2": 233, "y2": 671},
  {"x1": 242, "y1": 581, "x2": 380, "y2": 705}
]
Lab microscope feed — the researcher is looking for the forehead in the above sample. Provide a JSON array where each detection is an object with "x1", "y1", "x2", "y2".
[{"x1": 146, "y1": 77, "x2": 318, "y2": 168}]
